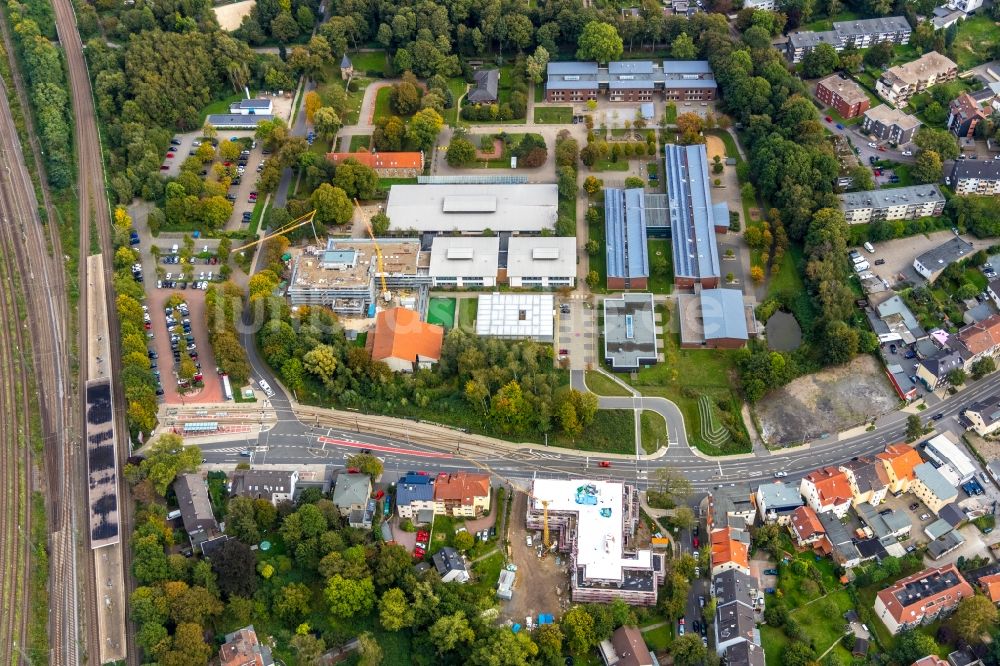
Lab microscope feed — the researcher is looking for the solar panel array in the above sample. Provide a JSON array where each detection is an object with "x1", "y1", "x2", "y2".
[
  {"x1": 417, "y1": 175, "x2": 528, "y2": 184},
  {"x1": 86, "y1": 380, "x2": 120, "y2": 547}
]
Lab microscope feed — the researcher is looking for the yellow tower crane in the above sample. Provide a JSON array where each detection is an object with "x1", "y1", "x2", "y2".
[
  {"x1": 231, "y1": 209, "x2": 318, "y2": 254},
  {"x1": 355, "y1": 198, "x2": 391, "y2": 303},
  {"x1": 459, "y1": 456, "x2": 553, "y2": 550}
]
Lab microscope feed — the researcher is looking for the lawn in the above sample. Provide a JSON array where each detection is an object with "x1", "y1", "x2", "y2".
[
  {"x1": 800, "y1": 10, "x2": 861, "y2": 32},
  {"x1": 825, "y1": 105, "x2": 863, "y2": 126},
  {"x1": 458, "y1": 297, "x2": 478, "y2": 331},
  {"x1": 767, "y1": 245, "x2": 818, "y2": 333},
  {"x1": 348, "y1": 50, "x2": 388, "y2": 74},
  {"x1": 585, "y1": 371, "x2": 632, "y2": 396},
  {"x1": 663, "y1": 102, "x2": 677, "y2": 125},
  {"x1": 882, "y1": 163, "x2": 914, "y2": 188},
  {"x1": 586, "y1": 200, "x2": 607, "y2": 292},
  {"x1": 642, "y1": 624, "x2": 673, "y2": 652},
  {"x1": 593, "y1": 158, "x2": 630, "y2": 172},
  {"x1": 443, "y1": 77, "x2": 468, "y2": 126},
  {"x1": 552, "y1": 409, "x2": 636, "y2": 453},
  {"x1": 760, "y1": 625, "x2": 790, "y2": 666},
  {"x1": 640, "y1": 410, "x2": 668, "y2": 454},
  {"x1": 373, "y1": 86, "x2": 407, "y2": 124},
  {"x1": 316, "y1": 65, "x2": 366, "y2": 126},
  {"x1": 533, "y1": 106, "x2": 573, "y2": 124},
  {"x1": 348, "y1": 134, "x2": 372, "y2": 152},
  {"x1": 533, "y1": 81, "x2": 545, "y2": 103},
  {"x1": 647, "y1": 239, "x2": 673, "y2": 294},
  {"x1": 427, "y1": 297, "x2": 456, "y2": 328},
  {"x1": 953, "y1": 15, "x2": 1000, "y2": 70},
  {"x1": 199, "y1": 91, "x2": 246, "y2": 126}
]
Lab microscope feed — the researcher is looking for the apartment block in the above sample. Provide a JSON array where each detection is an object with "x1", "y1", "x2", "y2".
[
  {"x1": 946, "y1": 159, "x2": 1000, "y2": 196},
  {"x1": 786, "y1": 16, "x2": 911, "y2": 62},
  {"x1": 862, "y1": 105, "x2": 922, "y2": 145},
  {"x1": 816, "y1": 75, "x2": 871, "y2": 119},
  {"x1": 948, "y1": 93, "x2": 988, "y2": 138},
  {"x1": 876, "y1": 52, "x2": 958, "y2": 108},
  {"x1": 839, "y1": 185, "x2": 946, "y2": 225},
  {"x1": 874, "y1": 564, "x2": 973, "y2": 634}
]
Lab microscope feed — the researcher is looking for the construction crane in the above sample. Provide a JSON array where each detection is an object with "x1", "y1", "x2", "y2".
[
  {"x1": 459, "y1": 456, "x2": 554, "y2": 550},
  {"x1": 231, "y1": 209, "x2": 318, "y2": 254},
  {"x1": 355, "y1": 198, "x2": 391, "y2": 303}
]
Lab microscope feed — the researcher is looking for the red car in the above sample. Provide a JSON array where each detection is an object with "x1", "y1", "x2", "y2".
[
  {"x1": 693, "y1": 537, "x2": 700, "y2": 548},
  {"x1": 166, "y1": 152, "x2": 175, "y2": 158},
  {"x1": 878, "y1": 146, "x2": 886, "y2": 152},
  {"x1": 599, "y1": 461, "x2": 611, "y2": 468},
  {"x1": 824, "y1": 116, "x2": 832, "y2": 122}
]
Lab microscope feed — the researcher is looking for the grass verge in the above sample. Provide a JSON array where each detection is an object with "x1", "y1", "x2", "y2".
[
  {"x1": 585, "y1": 371, "x2": 632, "y2": 396},
  {"x1": 640, "y1": 410, "x2": 668, "y2": 454},
  {"x1": 533, "y1": 106, "x2": 572, "y2": 124}
]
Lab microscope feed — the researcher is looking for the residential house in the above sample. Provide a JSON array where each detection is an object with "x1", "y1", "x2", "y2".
[
  {"x1": 789, "y1": 506, "x2": 826, "y2": 547},
  {"x1": 946, "y1": 649, "x2": 985, "y2": 666},
  {"x1": 869, "y1": 294, "x2": 926, "y2": 345},
  {"x1": 326, "y1": 150, "x2": 425, "y2": 178},
  {"x1": 725, "y1": 642, "x2": 766, "y2": 666},
  {"x1": 710, "y1": 527, "x2": 751, "y2": 577},
  {"x1": 714, "y1": 599, "x2": 758, "y2": 656},
  {"x1": 395, "y1": 472, "x2": 436, "y2": 521},
  {"x1": 332, "y1": 473, "x2": 372, "y2": 518},
  {"x1": 173, "y1": 473, "x2": 221, "y2": 553},
  {"x1": 432, "y1": 546, "x2": 469, "y2": 583},
  {"x1": 799, "y1": 467, "x2": 853, "y2": 517},
  {"x1": 756, "y1": 482, "x2": 804, "y2": 525},
  {"x1": 946, "y1": 159, "x2": 1000, "y2": 196},
  {"x1": 713, "y1": 569, "x2": 758, "y2": 611},
  {"x1": 433, "y1": 472, "x2": 491, "y2": 517},
  {"x1": 710, "y1": 485, "x2": 757, "y2": 530},
  {"x1": 863, "y1": 105, "x2": 922, "y2": 145},
  {"x1": 600, "y1": 626, "x2": 655, "y2": 666},
  {"x1": 876, "y1": 52, "x2": 958, "y2": 108},
  {"x1": 914, "y1": 236, "x2": 975, "y2": 282},
  {"x1": 955, "y1": 313, "x2": 1000, "y2": 366},
  {"x1": 816, "y1": 74, "x2": 871, "y2": 119},
  {"x1": 874, "y1": 564, "x2": 973, "y2": 634},
  {"x1": 989, "y1": 277, "x2": 1000, "y2": 310},
  {"x1": 817, "y1": 511, "x2": 862, "y2": 568},
  {"x1": 948, "y1": 93, "x2": 988, "y2": 138},
  {"x1": 219, "y1": 625, "x2": 274, "y2": 666},
  {"x1": 911, "y1": 462, "x2": 959, "y2": 514},
  {"x1": 839, "y1": 457, "x2": 890, "y2": 506},
  {"x1": 468, "y1": 69, "x2": 499, "y2": 104},
  {"x1": 877, "y1": 443, "x2": 925, "y2": 493},
  {"x1": 366, "y1": 307, "x2": 444, "y2": 372},
  {"x1": 977, "y1": 572, "x2": 1000, "y2": 604},
  {"x1": 915, "y1": 349, "x2": 966, "y2": 389},
  {"x1": 963, "y1": 393, "x2": 1000, "y2": 436},
  {"x1": 913, "y1": 657, "x2": 950, "y2": 666},
  {"x1": 229, "y1": 469, "x2": 298, "y2": 506}
]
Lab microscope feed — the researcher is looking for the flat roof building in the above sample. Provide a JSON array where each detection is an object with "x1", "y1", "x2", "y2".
[
  {"x1": 206, "y1": 114, "x2": 274, "y2": 129},
  {"x1": 384, "y1": 184, "x2": 558, "y2": 234},
  {"x1": 605, "y1": 188, "x2": 649, "y2": 290},
  {"x1": 545, "y1": 60, "x2": 716, "y2": 103},
  {"x1": 756, "y1": 481, "x2": 804, "y2": 525},
  {"x1": 840, "y1": 184, "x2": 945, "y2": 225},
  {"x1": 862, "y1": 105, "x2": 922, "y2": 145},
  {"x1": 665, "y1": 143, "x2": 724, "y2": 289},
  {"x1": 527, "y1": 479, "x2": 665, "y2": 605},
  {"x1": 476, "y1": 293, "x2": 554, "y2": 341},
  {"x1": 428, "y1": 236, "x2": 500, "y2": 288},
  {"x1": 505, "y1": 236, "x2": 576, "y2": 288},
  {"x1": 922, "y1": 433, "x2": 976, "y2": 484},
  {"x1": 604, "y1": 293, "x2": 658, "y2": 371},
  {"x1": 229, "y1": 98, "x2": 273, "y2": 115},
  {"x1": 914, "y1": 236, "x2": 974, "y2": 282}
]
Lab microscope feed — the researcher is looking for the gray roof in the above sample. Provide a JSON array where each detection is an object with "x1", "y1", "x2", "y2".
[
  {"x1": 609, "y1": 61, "x2": 654, "y2": 74},
  {"x1": 173, "y1": 473, "x2": 219, "y2": 539},
  {"x1": 928, "y1": 529, "x2": 965, "y2": 559},
  {"x1": 876, "y1": 294, "x2": 924, "y2": 337},
  {"x1": 665, "y1": 143, "x2": 722, "y2": 282},
  {"x1": 715, "y1": 600, "x2": 757, "y2": 646},
  {"x1": 232, "y1": 98, "x2": 271, "y2": 109},
  {"x1": 915, "y1": 462, "x2": 958, "y2": 501},
  {"x1": 662, "y1": 60, "x2": 713, "y2": 75},
  {"x1": 841, "y1": 458, "x2": 888, "y2": 495},
  {"x1": 789, "y1": 30, "x2": 836, "y2": 49},
  {"x1": 834, "y1": 15, "x2": 910, "y2": 34},
  {"x1": 700, "y1": 289, "x2": 748, "y2": 341},
  {"x1": 856, "y1": 502, "x2": 894, "y2": 538},
  {"x1": 840, "y1": 184, "x2": 945, "y2": 213},
  {"x1": 432, "y1": 546, "x2": 467, "y2": 575},
  {"x1": 605, "y1": 188, "x2": 649, "y2": 280},
  {"x1": 662, "y1": 78, "x2": 718, "y2": 89},
  {"x1": 919, "y1": 349, "x2": 965, "y2": 379},
  {"x1": 604, "y1": 293, "x2": 658, "y2": 370},
  {"x1": 609, "y1": 80, "x2": 655, "y2": 90},
  {"x1": 938, "y1": 502, "x2": 967, "y2": 527},
  {"x1": 725, "y1": 641, "x2": 766, "y2": 666},
  {"x1": 340, "y1": 54, "x2": 352, "y2": 68},
  {"x1": 915, "y1": 236, "x2": 975, "y2": 275},
  {"x1": 506, "y1": 237, "x2": 576, "y2": 280},
  {"x1": 547, "y1": 61, "x2": 599, "y2": 75},
  {"x1": 966, "y1": 393, "x2": 1000, "y2": 427},
  {"x1": 468, "y1": 69, "x2": 499, "y2": 103},
  {"x1": 818, "y1": 510, "x2": 861, "y2": 563},
  {"x1": 206, "y1": 114, "x2": 274, "y2": 128},
  {"x1": 950, "y1": 159, "x2": 1000, "y2": 182},
  {"x1": 332, "y1": 473, "x2": 371, "y2": 509},
  {"x1": 864, "y1": 104, "x2": 922, "y2": 131},
  {"x1": 712, "y1": 569, "x2": 756, "y2": 608},
  {"x1": 229, "y1": 469, "x2": 296, "y2": 500},
  {"x1": 756, "y1": 482, "x2": 803, "y2": 512},
  {"x1": 384, "y1": 184, "x2": 558, "y2": 233},
  {"x1": 545, "y1": 60, "x2": 715, "y2": 91},
  {"x1": 883, "y1": 510, "x2": 912, "y2": 534}
]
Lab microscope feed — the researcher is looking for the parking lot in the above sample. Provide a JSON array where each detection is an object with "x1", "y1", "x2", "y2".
[{"x1": 855, "y1": 230, "x2": 991, "y2": 287}]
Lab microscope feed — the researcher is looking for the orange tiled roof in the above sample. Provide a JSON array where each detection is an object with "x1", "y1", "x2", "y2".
[
  {"x1": 980, "y1": 573, "x2": 1000, "y2": 603},
  {"x1": 790, "y1": 506, "x2": 825, "y2": 541},
  {"x1": 877, "y1": 444, "x2": 924, "y2": 483},
  {"x1": 710, "y1": 528, "x2": 749, "y2": 570},
  {"x1": 805, "y1": 467, "x2": 853, "y2": 506},
  {"x1": 368, "y1": 308, "x2": 444, "y2": 364},
  {"x1": 876, "y1": 564, "x2": 973, "y2": 627},
  {"x1": 327, "y1": 150, "x2": 424, "y2": 170},
  {"x1": 958, "y1": 313, "x2": 1000, "y2": 356},
  {"x1": 434, "y1": 472, "x2": 491, "y2": 505},
  {"x1": 912, "y1": 656, "x2": 948, "y2": 666}
]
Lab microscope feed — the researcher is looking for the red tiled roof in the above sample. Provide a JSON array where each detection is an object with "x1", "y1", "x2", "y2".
[
  {"x1": 980, "y1": 573, "x2": 1000, "y2": 603},
  {"x1": 876, "y1": 564, "x2": 973, "y2": 627},
  {"x1": 368, "y1": 308, "x2": 444, "y2": 364},
  {"x1": 710, "y1": 528, "x2": 749, "y2": 570},
  {"x1": 790, "y1": 506, "x2": 825, "y2": 541},
  {"x1": 805, "y1": 467, "x2": 853, "y2": 506},
  {"x1": 433, "y1": 473, "x2": 491, "y2": 505},
  {"x1": 950, "y1": 93, "x2": 986, "y2": 121},
  {"x1": 327, "y1": 150, "x2": 424, "y2": 170},
  {"x1": 958, "y1": 314, "x2": 1000, "y2": 356}
]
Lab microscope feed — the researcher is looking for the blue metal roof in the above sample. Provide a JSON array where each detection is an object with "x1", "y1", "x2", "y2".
[
  {"x1": 665, "y1": 144, "x2": 722, "y2": 282},
  {"x1": 662, "y1": 60, "x2": 713, "y2": 74},
  {"x1": 700, "y1": 289, "x2": 749, "y2": 341},
  {"x1": 662, "y1": 79, "x2": 718, "y2": 89},
  {"x1": 547, "y1": 62, "x2": 599, "y2": 75},
  {"x1": 396, "y1": 481, "x2": 434, "y2": 507},
  {"x1": 609, "y1": 61, "x2": 654, "y2": 74},
  {"x1": 610, "y1": 80, "x2": 654, "y2": 90},
  {"x1": 604, "y1": 188, "x2": 649, "y2": 280}
]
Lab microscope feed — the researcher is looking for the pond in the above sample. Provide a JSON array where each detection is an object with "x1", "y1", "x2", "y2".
[{"x1": 765, "y1": 311, "x2": 802, "y2": 351}]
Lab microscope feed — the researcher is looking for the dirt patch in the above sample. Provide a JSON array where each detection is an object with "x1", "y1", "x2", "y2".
[
  {"x1": 704, "y1": 135, "x2": 726, "y2": 163},
  {"x1": 474, "y1": 138, "x2": 503, "y2": 160},
  {"x1": 965, "y1": 431, "x2": 1000, "y2": 464},
  {"x1": 755, "y1": 355, "x2": 899, "y2": 445},
  {"x1": 213, "y1": 0, "x2": 256, "y2": 31},
  {"x1": 502, "y1": 492, "x2": 568, "y2": 623}
]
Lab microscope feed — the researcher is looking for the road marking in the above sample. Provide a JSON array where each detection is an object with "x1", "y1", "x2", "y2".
[{"x1": 317, "y1": 436, "x2": 454, "y2": 459}]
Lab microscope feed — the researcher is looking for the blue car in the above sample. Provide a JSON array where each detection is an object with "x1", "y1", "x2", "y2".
[{"x1": 836, "y1": 123, "x2": 844, "y2": 130}]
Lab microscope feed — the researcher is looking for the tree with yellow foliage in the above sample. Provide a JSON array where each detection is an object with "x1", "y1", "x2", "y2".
[
  {"x1": 304, "y1": 90, "x2": 322, "y2": 124},
  {"x1": 113, "y1": 205, "x2": 132, "y2": 233}
]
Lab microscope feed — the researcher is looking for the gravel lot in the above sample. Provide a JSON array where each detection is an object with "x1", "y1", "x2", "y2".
[{"x1": 857, "y1": 230, "x2": 992, "y2": 288}]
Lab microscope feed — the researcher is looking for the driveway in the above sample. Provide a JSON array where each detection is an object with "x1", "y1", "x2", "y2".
[{"x1": 558, "y1": 297, "x2": 597, "y2": 371}]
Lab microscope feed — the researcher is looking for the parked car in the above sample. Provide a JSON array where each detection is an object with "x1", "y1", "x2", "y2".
[
  {"x1": 919, "y1": 513, "x2": 930, "y2": 520},
  {"x1": 825, "y1": 116, "x2": 833, "y2": 122},
  {"x1": 909, "y1": 503, "x2": 920, "y2": 510},
  {"x1": 874, "y1": 258, "x2": 886, "y2": 265},
  {"x1": 763, "y1": 569, "x2": 778, "y2": 576}
]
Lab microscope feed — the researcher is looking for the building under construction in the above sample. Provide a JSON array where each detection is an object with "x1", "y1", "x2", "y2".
[
  {"x1": 526, "y1": 479, "x2": 664, "y2": 605},
  {"x1": 285, "y1": 238, "x2": 431, "y2": 315}
]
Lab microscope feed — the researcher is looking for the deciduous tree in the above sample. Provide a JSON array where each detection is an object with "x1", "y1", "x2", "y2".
[{"x1": 576, "y1": 22, "x2": 623, "y2": 63}]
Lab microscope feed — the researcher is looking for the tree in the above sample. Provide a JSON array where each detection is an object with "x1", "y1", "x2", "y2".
[
  {"x1": 783, "y1": 640, "x2": 815, "y2": 666},
  {"x1": 534, "y1": 623, "x2": 564, "y2": 665},
  {"x1": 561, "y1": 606, "x2": 597, "y2": 654},
  {"x1": 325, "y1": 575, "x2": 376, "y2": 618},
  {"x1": 453, "y1": 530, "x2": 475, "y2": 551},
  {"x1": 891, "y1": 631, "x2": 941, "y2": 666},
  {"x1": 446, "y1": 137, "x2": 477, "y2": 167},
  {"x1": 906, "y1": 414, "x2": 924, "y2": 442},
  {"x1": 648, "y1": 467, "x2": 692, "y2": 508},
  {"x1": 915, "y1": 127, "x2": 960, "y2": 160},
  {"x1": 576, "y1": 22, "x2": 623, "y2": 63},
  {"x1": 913, "y1": 149, "x2": 943, "y2": 183},
  {"x1": 225, "y1": 496, "x2": 261, "y2": 543},
  {"x1": 802, "y1": 43, "x2": 839, "y2": 78},
  {"x1": 750, "y1": 266, "x2": 764, "y2": 282},
  {"x1": 586, "y1": 270, "x2": 600, "y2": 289},
  {"x1": 313, "y1": 107, "x2": 341, "y2": 141},
  {"x1": 672, "y1": 633, "x2": 708, "y2": 666},
  {"x1": 947, "y1": 368, "x2": 968, "y2": 386},
  {"x1": 429, "y1": 611, "x2": 476, "y2": 654},
  {"x1": 310, "y1": 184, "x2": 353, "y2": 227},
  {"x1": 346, "y1": 453, "x2": 383, "y2": 479},
  {"x1": 357, "y1": 632, "x2": 383, "y2": 666},
  {"x1": 951, "y1": 595, "x2": 998, "y2": 644},
  {"x1": 334, "y1": 159, "x2": 380, "y2": 200},
  {"x1": 864, "y1": 40, "x2": 894, "y2": 67},
  {"x1": 672, "y1": 506, "x2": 697, "y2": 530},
  {"x1": 138, "y1": 433, "x2": 201, "y2": 496},
  {"x1": 583, "y1": 176, "x2": 603, "y2": 196},
  {"x1": 409, "y1": 108, "x2": 444, "y2": 151},
  {"x1": 379, "y1": 588, "x2": 413, "y2": 631},
  {"x1": 270, "y1": 12, "x2": 300, "y2": 43},
  {"x1": 391, "y1": 81, "x2": 421, "y2": 116},
  {"x1": 291, "y1": 633, "x2": 326, "y2": 666},
  {"x1": 676, "y1": 112, "x2": 705, "y2": 144},
  {"x1": 585, "y1": 239, "x2": 600, "y2": 255},
  {"x1": 971, "y1": 356, "x2": 996, "y2": 379},
  {"x1": 624, "y1": 176, "x2": 645, "y2": 189},
  {"x1": 671, "y1": 33, "x2": 696, "y2": 60},
  {"x1": 525, "y1": 46, "x2": 550, "y2": 84},
  {"x1": 274, "y1": 582, "x2": 312, "y2": 622},
  {"x1": 211, "y1": 539, "x2": 258, "y2": 599}
]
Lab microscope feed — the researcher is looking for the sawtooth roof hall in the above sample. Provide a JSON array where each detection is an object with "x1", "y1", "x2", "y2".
[{"x1": 665, "y1": 143, "x2": 724, "y2": 289}]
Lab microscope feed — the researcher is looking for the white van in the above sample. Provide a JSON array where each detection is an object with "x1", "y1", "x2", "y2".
[
  {"x1": 852, "y1": 255, "x2": 867, "y2": 264},
  {"x1": 854, "y1": 261, "x2": 870, "y2": 272},
  {"x1": 171, "y1": 244, "x2": 179, "y2": 254},
  {"x1": 258, "y1": 379, "x2": 275, "y2": 397},
  {"x1": 863, "y1": 242, "x2": 875, "y2": 253}
]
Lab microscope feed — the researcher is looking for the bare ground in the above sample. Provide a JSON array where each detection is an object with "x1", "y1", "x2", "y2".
[
  {"x1": 755, "y1": 355, "x2": 898, "y2": 445},
  {"x1": 502, "y1": 492, "x2": 569, "y2": 623},
  {"x1": 213, "y1": 0, "x2": 256, "y2": 31}
]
